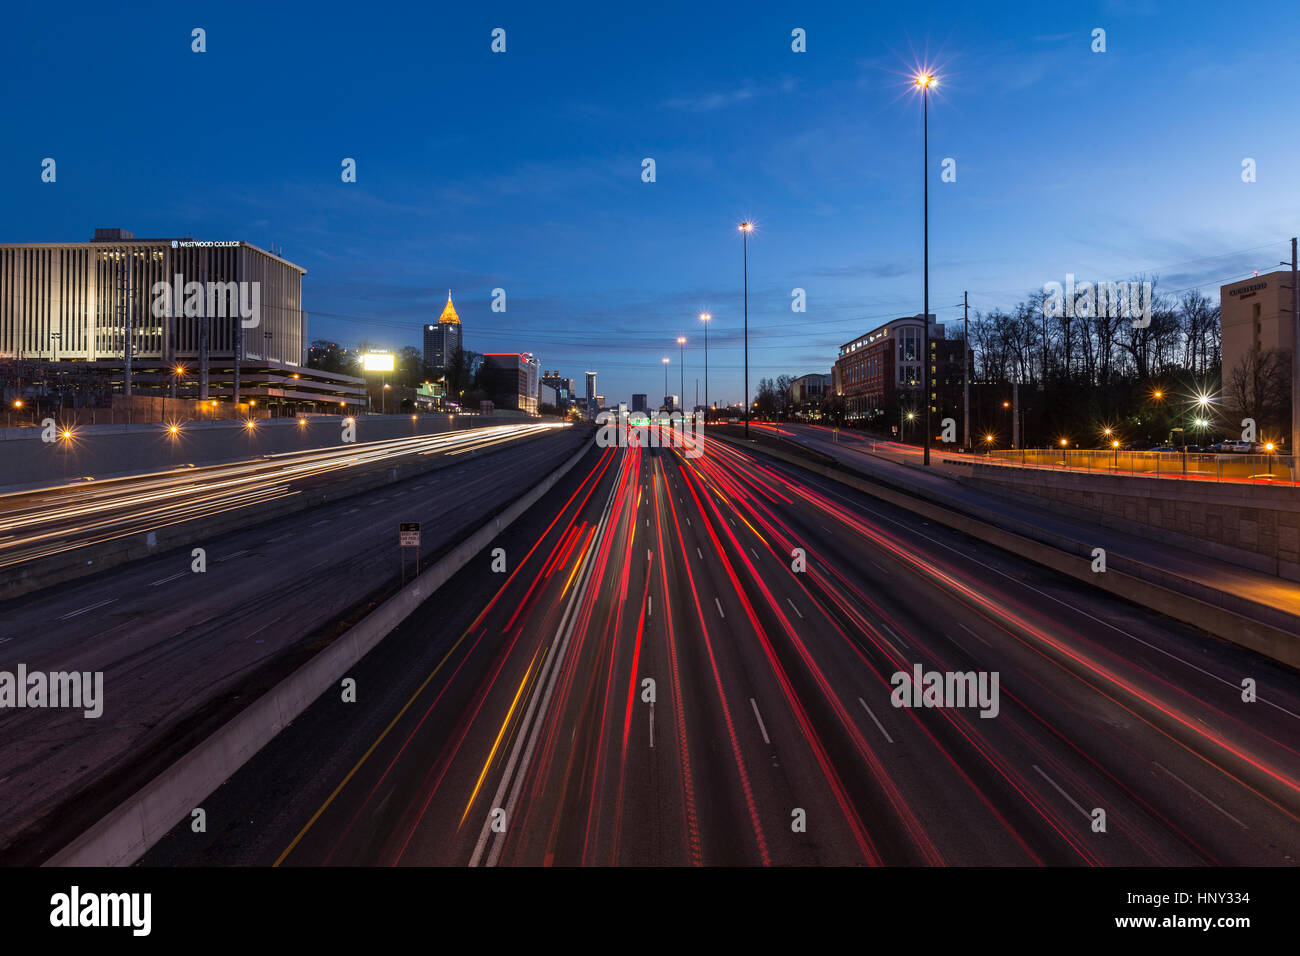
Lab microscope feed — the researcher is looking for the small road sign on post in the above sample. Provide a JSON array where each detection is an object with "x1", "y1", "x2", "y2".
[{"x1": 399, "y1": 522, "x2": 421, "y2": 581}]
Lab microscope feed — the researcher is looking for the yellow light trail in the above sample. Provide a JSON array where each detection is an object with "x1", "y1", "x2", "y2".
[{"x1": 459, "y1": 644, "x2": 544, "y2": 827}]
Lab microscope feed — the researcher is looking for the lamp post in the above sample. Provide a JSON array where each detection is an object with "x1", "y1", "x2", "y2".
[
  {"x1": 915, "y1": 72, "x2": 936, "y2": 466},
  {"x1": 677, "y1": 336, "x2": 686, "y2": 415},
  {"x1": 700, "y1": 313, "x2": 711, "y2": 419},
  {"x1": 739, "y1": 221, "x2": 753, "y2": 438}
]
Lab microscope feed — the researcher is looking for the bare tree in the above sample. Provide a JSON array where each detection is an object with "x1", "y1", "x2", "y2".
[{"x1": 1225, "y1": 347, "x2": 1291, "y2": 440}]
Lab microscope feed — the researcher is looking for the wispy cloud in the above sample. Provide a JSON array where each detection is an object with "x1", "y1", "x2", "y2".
[{"x1": 660, "y1": 86, "x2": 756, "y2": 112}]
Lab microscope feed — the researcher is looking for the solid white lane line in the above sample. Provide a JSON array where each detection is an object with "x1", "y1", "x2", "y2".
[
  {"x1": 149, "y1": 571, "x2": 188, "y2": 586},
  {"x1": 858, "y1": 697, "x2": 894, "y2": 743},
  {"x1": 714, "y1": 597, "x2": 726, "y2": 619},
  {"x1": 1032, "y1": 765, "x2": 1091, "y2": 820},
  {"x1": 59, "y1": 598, "x2": 116, "y2": 620},
  {"x1": 786, "y1": 597, "x2": 803, "y2": 619},
  {"x1": 750, "y1": 698, "x2": 771, "y2": 744}
]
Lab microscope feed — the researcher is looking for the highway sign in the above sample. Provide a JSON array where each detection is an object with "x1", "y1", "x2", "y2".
[{"x1": 399, "y1": 522, "x2": 420, "y2": 548}]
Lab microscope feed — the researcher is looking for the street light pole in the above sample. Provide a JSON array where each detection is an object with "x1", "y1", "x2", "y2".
[
  {"x1": 677, "y1": 336, "x2": 686, "y2": 414},
  {"x1": 740, "y1": 222, "x2": 753, "y2": 438},
  {"x1": 1290, "y1": 238, "x2": 1299, "y2": 457},
  {"x1": 700, "y1": 313, "x2": 711, "y2": 420},
  {"x1": 963, "y1": 290, "x2": 970, "y2": 452},
  {"x1": 916, "y1": 74, "x2": 935, "y2": 467}
]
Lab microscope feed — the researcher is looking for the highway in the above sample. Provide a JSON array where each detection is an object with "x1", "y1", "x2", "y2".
[
  {"x1": 0, "y1": 424, "x2": 586, "y2": 864},
  {"x1": 148, "y1": 431, "x2": 1300, "y2": 866},
  {"x1": 0, "y1": 422, "x2": 564, "y2": 571}
]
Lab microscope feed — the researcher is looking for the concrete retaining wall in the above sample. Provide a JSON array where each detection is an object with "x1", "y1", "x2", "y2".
[
  {"x1": 962, "y1": 464, "x2": 1300, "y2": 583},
  {"x1": 44, "y1": 433, "x2": 594, "y2": 867}
]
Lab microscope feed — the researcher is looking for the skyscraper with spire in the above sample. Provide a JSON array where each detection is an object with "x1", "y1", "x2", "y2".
[{"x1": 423, "y1": 290, "x2": 463, "y2": 375}]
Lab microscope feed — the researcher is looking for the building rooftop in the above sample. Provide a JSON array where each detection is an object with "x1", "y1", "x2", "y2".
[{"x1": 438, "y1": 292, "x2": 461, "y2": 325}]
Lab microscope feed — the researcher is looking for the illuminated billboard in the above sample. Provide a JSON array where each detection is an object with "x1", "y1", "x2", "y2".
[{"x1": 362, "y1": 351, "x2": 395, "y2": 372}]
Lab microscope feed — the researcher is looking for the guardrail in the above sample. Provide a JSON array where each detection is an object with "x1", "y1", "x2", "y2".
[{"x1": 980, "y1": 448, "x2": 1298, "y2": 485}]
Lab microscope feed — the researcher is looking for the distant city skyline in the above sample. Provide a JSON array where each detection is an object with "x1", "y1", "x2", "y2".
[{"x1": 4, "y1": 1, "x2": 1298, "y2": 406}]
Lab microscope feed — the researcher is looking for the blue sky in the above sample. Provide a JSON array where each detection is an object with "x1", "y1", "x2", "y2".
[{"x1": 3, "y1": 0, "x2": 1298, "y2": 405}]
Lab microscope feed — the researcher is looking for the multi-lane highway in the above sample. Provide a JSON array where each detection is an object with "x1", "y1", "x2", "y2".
[
  {"x1": 0, "y1": 423, "x2": 586, "y2": 864},
  {"x1": 0, "y1": 422, "x2": 564, "y2": 571},
  {"x1": 148, "y1": 431, "x2": 1300, "y2": 866}
]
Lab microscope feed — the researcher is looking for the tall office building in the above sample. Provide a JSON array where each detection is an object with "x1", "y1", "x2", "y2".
[
  {"x1": 833, "y1": 314, "x2": 942, "y2": 424},
  {"x1": 423, "y1": 291, "x2": 462, "y2": 374},
  {"x1": 540, "y1": 370, "x2": 575, "y2": 408},
  {"x1": 585, "y1": 371, "x2": 597, "y2": 412},
  {"x1": 482, "y1": 352, "x2": 541, "y2": 415},
  {"x1": 631, "y1": 393, "x2": 648, "y2": 413},
  {"x1": 0, "y1": 228, "x2": 306, "y2": 367}
]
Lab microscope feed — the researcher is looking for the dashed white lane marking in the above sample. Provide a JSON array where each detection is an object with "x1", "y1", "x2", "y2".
[
  {"x1": 1032, "y1": 765, "x2": 1091, "y2": 820},
  {"x1": 858, "y1": 697, "x2": 894, "y2": 743},
  {"x1": 750, "y1": 698, "x2": 771, "y2": 745},
  {"x1": 786, "y1": 598, "x2": 803, "y2": 619},
  {"x1": 870, "y1": 560, "x2": 890, "y2": 575},
  {"x1": 696, "y1": 547, "x2": 703, "y2": 559},
  {"x1": 958, "y1": 622, "x2": 991, "y2": 647},
  {"x1": 218, "y1": 549, "x2": 249, "y2": 562},
  {"x1": 59, "y1": 598, "x2": 116, "y2": 621},
  {"x1": 1153, "y1": 761, "x2": 1247, "y2": 829},
  {"x1": 149, "y1": 571, "x2": 188, "y2": 586},
  {"x1": 310, "y1": 519, "x2": 330, "y2": 528},
  {"x1": 648, "y1": 595, "x2": 652, "y2": 617},
  {"x1": 714, "y1": 597, "x2": 726, "y2": 618},
  {"x1": 750, "y1": 547, "x2": 759, "y2": 560}
]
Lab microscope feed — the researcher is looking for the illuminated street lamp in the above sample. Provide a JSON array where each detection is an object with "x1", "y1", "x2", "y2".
[
  {"x1": 914, "y1": 70, "x2": 938, "y2": 467},
  {"x1": 739, "y1": 221, "x2": 754, "y2": 438},
  {"x1": 677, "y1": 336, "x2": 686, "y2": 415},
  {"x1": 699, "y1": 313, "x2": 712, "y2": 418}
]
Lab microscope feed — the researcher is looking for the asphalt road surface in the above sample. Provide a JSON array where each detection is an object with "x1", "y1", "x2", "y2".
[
  {"x1": 0, "y1": 424, "x2": 585, "y2": 863},
  {"x1": 146, "y1": 431, "x2": 1300, "y2": 866}
]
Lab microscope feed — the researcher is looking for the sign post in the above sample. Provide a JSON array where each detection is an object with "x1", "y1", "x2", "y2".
[{"x1": 399, "y1": 522, "x2": 421, "y2": 582}]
